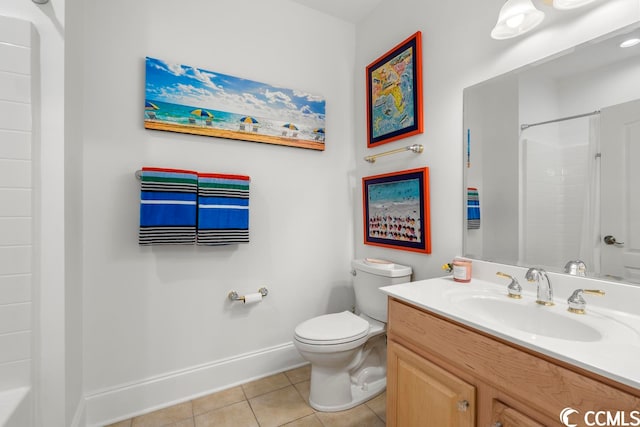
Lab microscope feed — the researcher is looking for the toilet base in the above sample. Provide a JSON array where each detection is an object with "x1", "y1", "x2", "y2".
[{"x1": 309, "y1": 377, "x2": 386, "y2": 412}]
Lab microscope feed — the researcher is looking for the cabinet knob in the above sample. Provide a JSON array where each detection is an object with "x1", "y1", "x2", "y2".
[
  {"x1": 492, "y1": 423, "x2": 503, "y2": 427},
  {"x1": 457, "y1": 399, "x2": 470, "y2": 412}
]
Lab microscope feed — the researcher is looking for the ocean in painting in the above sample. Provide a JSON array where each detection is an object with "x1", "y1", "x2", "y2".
[{"x1": 145, "y1": 100, "x2": 326, "y2": 141}]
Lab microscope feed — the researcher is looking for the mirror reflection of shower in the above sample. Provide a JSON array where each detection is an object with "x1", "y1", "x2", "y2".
[{"x1": 519, "y1": 112, "x2": 601, "y2": 274}]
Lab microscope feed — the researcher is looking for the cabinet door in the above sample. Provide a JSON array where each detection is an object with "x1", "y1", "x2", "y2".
[
  {"x1": 387, "y1": 340, "x2": 475, "y2": 427},
  {"x1": 491, "y1": 400, "x2": 544, "y2": 427}
]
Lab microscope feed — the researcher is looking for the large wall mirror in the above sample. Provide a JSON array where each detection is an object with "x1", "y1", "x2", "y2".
[{"x1": 463, "y1": 22, "x2": 640, "y2": 284}]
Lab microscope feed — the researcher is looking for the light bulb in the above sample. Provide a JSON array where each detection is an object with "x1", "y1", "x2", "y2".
[
  {"x1": 553, "y1": 0, "x2": 597, "y2": 10},
  {"x1": 620, "y1": 38, "x2": 640, "y2": 48},
  {"x1": 506, "y1": 13, "x2": 525, "y2": 29}
]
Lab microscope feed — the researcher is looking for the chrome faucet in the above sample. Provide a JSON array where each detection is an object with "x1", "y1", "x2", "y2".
[
  {"x1": 525, "y1": 268, "x2": 554, "y2": 306},
  {"x1": 564, "y1": 260, "x2": 587, "y2": 277}
]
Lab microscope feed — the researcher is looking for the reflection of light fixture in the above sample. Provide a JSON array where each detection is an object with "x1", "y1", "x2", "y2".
[
  {"x1": 553, "y1": 0, "x2": 597, "y2": 9},
  {"x1": 620, "y1": 38, "x2": 640, "y2": 48},
  {"x1": 491, "y1": 0, "x2": 545, "y2": 40}
]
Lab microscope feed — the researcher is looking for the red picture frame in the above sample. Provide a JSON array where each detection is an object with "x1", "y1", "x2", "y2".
[
  {"x1": 363, "y1": 167, "x2": 431, "y2": 254},
  {"x1": 366, "y1": 31, "x2": 423, "y2": 148}
]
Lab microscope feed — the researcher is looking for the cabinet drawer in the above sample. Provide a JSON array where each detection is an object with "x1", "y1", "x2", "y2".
[
  {"x1": 492, "y1": 400, "x2": 544, "y2": 427},
  {"x1": 388, "y1": 298, "x2": 640, "y2": 419}
]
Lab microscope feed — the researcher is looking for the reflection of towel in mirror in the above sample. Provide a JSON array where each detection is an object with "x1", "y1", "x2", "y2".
[
  {"x1": 197, "y1": 173, "x2": 250, "y2": 245},
  {"x1": 139, "y1": 167, "x2": 198, "y2": 245},
  {"x1": 467, "y1": 187, "x2": 480, "y2": 229}
]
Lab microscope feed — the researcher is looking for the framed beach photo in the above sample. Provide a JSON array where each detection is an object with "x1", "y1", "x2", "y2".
[
  {"x1": 363, "y1": 167, "x2": 431, "y2": 253},
  {"x1": 144, "y1": 57, "x2": 326, "y2": 151},
  {"x1": 366, "y1": 31, "x2": 423, "y2": 148}
]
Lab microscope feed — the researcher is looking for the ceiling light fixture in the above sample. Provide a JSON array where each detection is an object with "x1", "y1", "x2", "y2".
[
  {"x1": 491, "y1": 0, "x2": 545, "y2": 40},
  {"x1": 620, "y1": 38, "x2": 640, "y2": 48},
  {"x1": 552, "y1": 0, "x2": 597, "y2": 10}
]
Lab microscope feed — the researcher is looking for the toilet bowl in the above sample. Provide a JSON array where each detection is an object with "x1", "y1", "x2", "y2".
[{"x1": 293, "y1": 259, "x2": 412, "y2": 412}]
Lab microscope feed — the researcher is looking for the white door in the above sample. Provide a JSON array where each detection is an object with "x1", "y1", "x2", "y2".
[{"x1": 600, "y1": 99, "x2": 640, "y2": 283}]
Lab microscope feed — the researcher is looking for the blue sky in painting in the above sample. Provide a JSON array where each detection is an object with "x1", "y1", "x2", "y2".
[{"x1": 145, "y1": 57, "x2": 325, "y2": 128}]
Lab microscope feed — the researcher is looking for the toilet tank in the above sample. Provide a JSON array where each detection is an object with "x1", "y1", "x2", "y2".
[{"x1": 351, "y1": 259, "x2": 412, "y2": 322}]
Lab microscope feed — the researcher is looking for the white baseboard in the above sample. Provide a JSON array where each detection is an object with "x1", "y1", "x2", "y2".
[{"x1": 85, "y1": 341, "x2": 305, "y2": 427}]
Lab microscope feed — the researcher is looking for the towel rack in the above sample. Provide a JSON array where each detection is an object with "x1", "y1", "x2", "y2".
[
  {"x1": 228, "y1": 287, "x2": 269, "y2": 302},
  {"x1": 135, "y1": 170, "x2": 142, "y2": 180},
  {"x1": 364, "y1": 144, "x2": 423, "y2": 163}
]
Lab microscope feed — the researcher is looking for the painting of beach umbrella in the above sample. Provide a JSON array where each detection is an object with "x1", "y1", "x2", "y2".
[
  {"x1": 190, "y1": 109, "x2": 213, "y2": 126},
  {"x1": 239, "y1": 116, "x2": 259, "y2": 132},
  {"x1": 313, "y1": 127, "x2": 325, "y2": 141},
  {"x1": 282, "y1": 123, "x2": 299, "y2": 137},
  {"x1": 145, "y1": 101, "x2": 159, "y2": 119}
]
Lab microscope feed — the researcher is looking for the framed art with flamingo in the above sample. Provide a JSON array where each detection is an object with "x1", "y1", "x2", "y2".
[
  {"x1": 366, "y1": 32, "x2": 423, "y2": 148},
  {"x1": 363, "y1": 167, "x2": 431, "y2": 253},
  {"x1": 144, "y1": 57, "x2": 326, "y2": 151}
]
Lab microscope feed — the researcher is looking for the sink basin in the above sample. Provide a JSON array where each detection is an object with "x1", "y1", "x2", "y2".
[{"x1": 451, "y1": 294, "x2": 603, "y2": 342}]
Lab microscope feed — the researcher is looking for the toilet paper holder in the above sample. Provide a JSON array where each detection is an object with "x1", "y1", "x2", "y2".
[{"x1": 228, "y1": 287, "x2": 269, "y2": 302}]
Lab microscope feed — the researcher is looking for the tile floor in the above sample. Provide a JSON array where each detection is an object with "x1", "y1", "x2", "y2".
[{"x1": 105, "y1": 365, "x2": 386, "y2": 427}]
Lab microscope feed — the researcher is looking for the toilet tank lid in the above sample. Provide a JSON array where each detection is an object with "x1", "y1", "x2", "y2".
[{"x1": 352, "y1": 259, "x2": 412, "y2": 277}]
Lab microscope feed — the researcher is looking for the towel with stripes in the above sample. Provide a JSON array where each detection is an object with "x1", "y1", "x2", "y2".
[
  {"x1": 467, "y1": 187, "x2": 480, "y2": 230},
  {"x1": 197, "y1": 173, "x2": 250, "y2": 245},
  {"x1": 139, "y1": 167, "x2": 198, "y2": 245}
]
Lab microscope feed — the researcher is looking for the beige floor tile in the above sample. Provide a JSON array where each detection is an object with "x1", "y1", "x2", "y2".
[
  {"x1": 131, "y1": 401, "x2": 193, "y2": 427},
  {"x1": 104, "y1": 420, "x2": 132, "y2": 427},
  {"x1": 365, "y1": 391, "x2": 386, "y2": 421},
  {"x1": 170, "y1": 419, "x2": 194, "y2": 427},
  {"x1": 192, "y1": 386, "x2": 246, "y2": 416},
  {"x1": 284, "y1": 365, "x2": 311, "y2": 384},
  {"x1": 249, "y1": 385, "x2": 314, "y2": 427},
  {"x1": 242, "y1": 372, "x2": 291, "y2": 399},
  {"x1": 293, "y1": 380, "x2": 311, "y2": 405},
  {"x1": 194, "y1": 401, "x2": 258, "y2": 427},
  {"x1": 315, "y1": 404, "x2": 385, "y2": 427},
  {"x1": 281, "y1": 413, "x2": 324, "y2": 427}
]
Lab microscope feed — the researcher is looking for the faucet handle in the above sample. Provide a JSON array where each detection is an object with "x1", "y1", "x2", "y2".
[
  {"x1": 496, "y1": 272, "x2": 522, "y2": 299},
  {"x1": 567, "y1": 289, "x2": 605, "y2": 314}
]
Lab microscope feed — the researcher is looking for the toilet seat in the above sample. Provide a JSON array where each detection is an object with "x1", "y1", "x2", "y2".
[{"x1": 294, "y1": 311, "x2": 369, "y2": 345}]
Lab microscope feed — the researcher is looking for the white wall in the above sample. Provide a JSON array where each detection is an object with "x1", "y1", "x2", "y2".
[
  {"x1": 0, "y1": 14, "x2": 33, "y2": 395},
  {"x1": 354, "y1": 0, "x2": 640, "y2": 279},
  {"x1": 80, "y1": 0, "x2": 356, "y2": 424}
]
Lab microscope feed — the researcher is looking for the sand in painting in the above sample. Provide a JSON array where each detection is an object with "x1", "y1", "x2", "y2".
[{"x1": 145, "y1": 120, "x2": 324, "y2": 151}]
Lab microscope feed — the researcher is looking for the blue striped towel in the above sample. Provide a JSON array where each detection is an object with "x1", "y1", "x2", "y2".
[
  {"x1": 139, "y1": 167, "x2": 198, "y2": 245},
  {"x1": 197, "y1": 173, "x2": 250, "y2": 245},
  {"x1": 467, "y1": 187, "x2": 480, "y2": 230}
]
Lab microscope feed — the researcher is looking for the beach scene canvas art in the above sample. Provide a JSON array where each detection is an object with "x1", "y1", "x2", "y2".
[{"x1": 144, "y1": 57, "x2": 326, "y2": 150}]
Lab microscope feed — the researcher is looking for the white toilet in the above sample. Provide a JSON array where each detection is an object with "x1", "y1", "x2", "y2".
[{"x1": 293, "y1": 258, "x2": 412, "y2": 412}]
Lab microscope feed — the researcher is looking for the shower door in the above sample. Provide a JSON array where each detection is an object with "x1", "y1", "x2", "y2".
[{"x1": 600, "y1": 99, "x2": 640, "y2": 283}]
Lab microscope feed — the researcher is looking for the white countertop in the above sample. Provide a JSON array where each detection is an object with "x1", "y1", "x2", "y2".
[{"x1": 380, "y1": 274, "x2": 640, "y2": 391}]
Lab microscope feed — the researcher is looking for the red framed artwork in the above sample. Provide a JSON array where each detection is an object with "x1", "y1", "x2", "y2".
[
  {"x1": 366, "y1": 31, "x2": 423, "y2": 148},
  {"x1": 363, "y1": 167, "x2": 431, "y2": 253}
]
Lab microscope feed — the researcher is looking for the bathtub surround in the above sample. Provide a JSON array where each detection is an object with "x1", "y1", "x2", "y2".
[{"x1": 0, "y1": 14, "x2": 34, "y2": 427}]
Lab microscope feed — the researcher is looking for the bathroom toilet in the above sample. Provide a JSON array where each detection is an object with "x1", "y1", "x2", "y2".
[{"x1": 293, "y1": 259, "x2": 412, "y2": 412}]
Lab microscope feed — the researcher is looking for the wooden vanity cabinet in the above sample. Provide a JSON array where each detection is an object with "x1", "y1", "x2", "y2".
[{"x1": 386, "y1": 298, "x2": 640, "y2": 427}]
